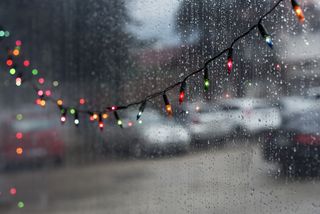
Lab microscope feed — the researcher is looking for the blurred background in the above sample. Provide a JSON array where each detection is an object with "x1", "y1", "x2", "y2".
[{"x1": 0, "y1": 0, "x2": 320, "y2": 213}]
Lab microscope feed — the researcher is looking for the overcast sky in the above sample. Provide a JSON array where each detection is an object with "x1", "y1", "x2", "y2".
[{"x1": 127, "y1": 0, "x2": 181, "y2": 48}]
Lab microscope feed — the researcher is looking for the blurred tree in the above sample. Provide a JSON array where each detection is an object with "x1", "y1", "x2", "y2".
[{"x1": 0, "y1": 0, "x2": 135, "y2": 107}]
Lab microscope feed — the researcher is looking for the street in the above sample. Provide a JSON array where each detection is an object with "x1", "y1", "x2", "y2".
[{"x1": 2, "y1": 141, "x2": 320, "y2": 214}]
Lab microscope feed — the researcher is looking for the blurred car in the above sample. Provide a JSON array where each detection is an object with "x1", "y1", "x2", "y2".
[
  {"x1": 183, "y1": 98, "x2": 281, "y2": 143},
  {"x1": 307, "y1": 87, "x2": 320, "y2": 99},
  {"x1": 0, "y1": 116, "x2": 65, "y2": 169},
  {"x1": 274, "y1": 96, "x2": 320, "y2": 123},
  {"x1": 263, "y1": 111, "x2": 320, "y2": 175},
  {"x1": 100, "y1": 109, "x2": 191, "y2": 157}
]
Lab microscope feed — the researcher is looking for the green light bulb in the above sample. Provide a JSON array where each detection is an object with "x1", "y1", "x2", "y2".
[
  {"x1": 16, "y1": 114, "x2": 23, "y2": 121},
  {"x1": 17, "y1": 201, "x2": 24, "y2": 209},
  {"x1": 32, "y1": 69, "x2": 39, "y2": 75},
  {"x1": 9, "y1": 68, "x2": 16, "y2": 75},
  {"x1": 204, "y1": 79, "x2": 210, "y2": 90},
  {"x1": 70, "y1": 109, "x2": 76, "y2": 115},
  {"x1": 4, "y1": 31, "x2": 10, "y2": 37}
]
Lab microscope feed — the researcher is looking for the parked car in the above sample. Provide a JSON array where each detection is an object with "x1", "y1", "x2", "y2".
[
  {"x1": 100, "y1": 109, "x2": 191, "y2": 157},
  {"x1": 183, "y1": 98, "x2": 281, "y2": 143},
  {"x1": 263, "y1": 110, "x2": 320, "y2": 176},
  {"x1": 274, "y1": 96, "x2": 319, "y2": 123},
  {"x1": 307, "y1": 86, "x2": 320, "y2": 99},
  {"x1": 0, "y1": 115, "x2": 65, "y2": 169}
]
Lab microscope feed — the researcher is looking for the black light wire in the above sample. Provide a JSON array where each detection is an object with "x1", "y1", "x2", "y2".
[{"x1": 8, "y1": 0, "x2": 296, "y2": 125}]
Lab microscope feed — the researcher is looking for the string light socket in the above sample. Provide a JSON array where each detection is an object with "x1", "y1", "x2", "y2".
[
  {"x1": 291, "y1": 0, "x2": 305, "y2": 23},
  {"x1": 114, "y1": 111, "x2": 123, "y2": 128},
  {"x1": 137, "y1": 101, "x2": 147, "y2": 120},
  {"x1": 98, "y1": 114, "x2": 104, "y2": 131},
  {"x1": 258, "y1": 23, "x2": 273, "y2": 48},
  {"x1": 60, "y1": 109, "x2": 67, "y2": 124},
  {"x1": 74, "y1": 111, "x2": 79, "y2": 126},
  {"x1": 204, "y1": 67, "x2": 210, "y2": 91},
  {"x1": 179, "y1": 81, "x2": 187, "y2": 104},
  {"x1": 163, "y1": 93, "x2": 173, "y2": 116},
  {"x1": 227, "y1": 48, "x2": 233, "y2": 74}
]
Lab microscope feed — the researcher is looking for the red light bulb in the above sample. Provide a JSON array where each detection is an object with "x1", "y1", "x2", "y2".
[
  {"x1": 16, "y1": 40, "x2": 22, "y2": 46},
  {"x1": 61, "y1": 115, "x2": 66, "y2": 123},
  {"x1": 23, "y1": 60, "x2": 30, "y2": 67},
  {"x1": 227, "y1": 48, "x2": 233, "y2": 74},
  {"x1": 38, "y1": 78, "x2": 45, "y2": 84},
  {"x1": 99, "y1": 121, "x2": 104, "y2": 130},
  {"x1": 36, "y1": 98, "x2": 42, "y2": 105},
  {"x1": 10, "y1": 188, "x2": 17, "y2": 195},
  {"x1": 37, "y1": 90, "x2": 44, "y2": 96},
  {"x1": 179, "y1": 91, "x2": 185, "y2": 104},
  {"x1": 79, "y1": 98, "x2": 86, "y2": 105},
  {"x1": 227, "y1": 58, "x2": 233, "y2": 73},
  {"x1": 45, "y1": 90, "x2": 51, "y2": 97},
  {"x1": 6, "y1": 59, "x2": 13, "y2": 67},
  {"x1": 16, "y1": 132, "x2": 23, "y2": 140},
  {"x1": 179, "y1": 81, "x2": 186, "y2": 105}
]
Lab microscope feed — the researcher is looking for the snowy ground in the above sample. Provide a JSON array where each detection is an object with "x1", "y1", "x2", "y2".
[{"x1": 1, "y1": 140, "x2": 320, "y2": 214}]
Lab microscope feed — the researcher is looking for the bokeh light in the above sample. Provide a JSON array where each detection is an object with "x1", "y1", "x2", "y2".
[
  {"x1": 70, "y1": 108, "x2": 76, "y2": 115},
  {"x1": 4, "y1": 31, "x2": 10, "y2": 37},
  {"x1": 53, "y1": 81, "x2": 59, "y2": 87},
  {"x1": 6, "y1": 59, "x2": 13, "y2": 67},
  {"x1": 10, "y1": 187, "x2": 17, "y2": 195},
  {"x1": 23, "y1": 60, "x2": 30, "y2": 67},
  {"x1": 9, "y1": 68, "x2": 16, "y2": 75},
  {"x1": 57, "y1": 99, "x2": 63, "y2": 106},
  {"x1": 32, "y1": 69, "x2": 39, "y2": 76},
  {"x1": 79, "y1": 98, "x2": 86, "y2": 105},
  {"x1": 13, "y1": 49, "x2": 20, "y2": 56},
  {"x1": 15, "y1": 40, "x2": 22, "y2": 46},
  {"x1": 93, "y1": 113, "x2": 98, "y2": 120},
  {"x1": 17, "y1": 201, "x2": 24, "y2": 209},
  {"x1": 37, "y1": 90, "x2": 44, "y2": 96},
  {"x1": 16, "y1": 114, "x2": 23, "y2": 121},
  {"x1": 45, "y1": 90, "x2": 51, "y2": 96},
  {"x1": 15, "y1": 77, "x2": 22, "y2": 87},
  {"x1": 40, "y1": 99, "x2": 46, "y2": 107},
  {"x1": 16, "y1": 132, "x2": 23, "y2": 140},
  {"x1": 38, "y1": 78, "x2": 45, "y2": 84},
  {"x1": 16, "y1": 147, "x2": 23, "y2": 155}
]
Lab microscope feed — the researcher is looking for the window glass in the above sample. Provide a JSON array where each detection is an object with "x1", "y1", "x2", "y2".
[{"x1": 0, "y1": 0, "x2": 319, "y2": 213}]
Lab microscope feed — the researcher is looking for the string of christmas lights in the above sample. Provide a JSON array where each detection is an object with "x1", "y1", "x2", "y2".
[{"x1": 2, "y1": 0, "x2": 306, "y2": 131}]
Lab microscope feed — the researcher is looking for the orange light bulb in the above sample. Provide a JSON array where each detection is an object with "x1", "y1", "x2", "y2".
[{"x1": 294, "y1": 6, "x2": 305, "y2": 23}]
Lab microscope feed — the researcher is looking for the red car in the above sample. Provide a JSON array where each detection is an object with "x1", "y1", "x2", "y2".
[{"x1": 0, "y1": 116, "x2": 65, "y2": 169}]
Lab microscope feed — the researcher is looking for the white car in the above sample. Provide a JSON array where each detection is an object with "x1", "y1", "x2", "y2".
[
  {"x1": 276, "y1": 96, "x2": 320, "y2": 121},
  {"x1": 100, "y1": 109, "x2": 191, "y2": 157},
  {"x1": 184, "y1": 98, "x2": 281, "y2": 142}
]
